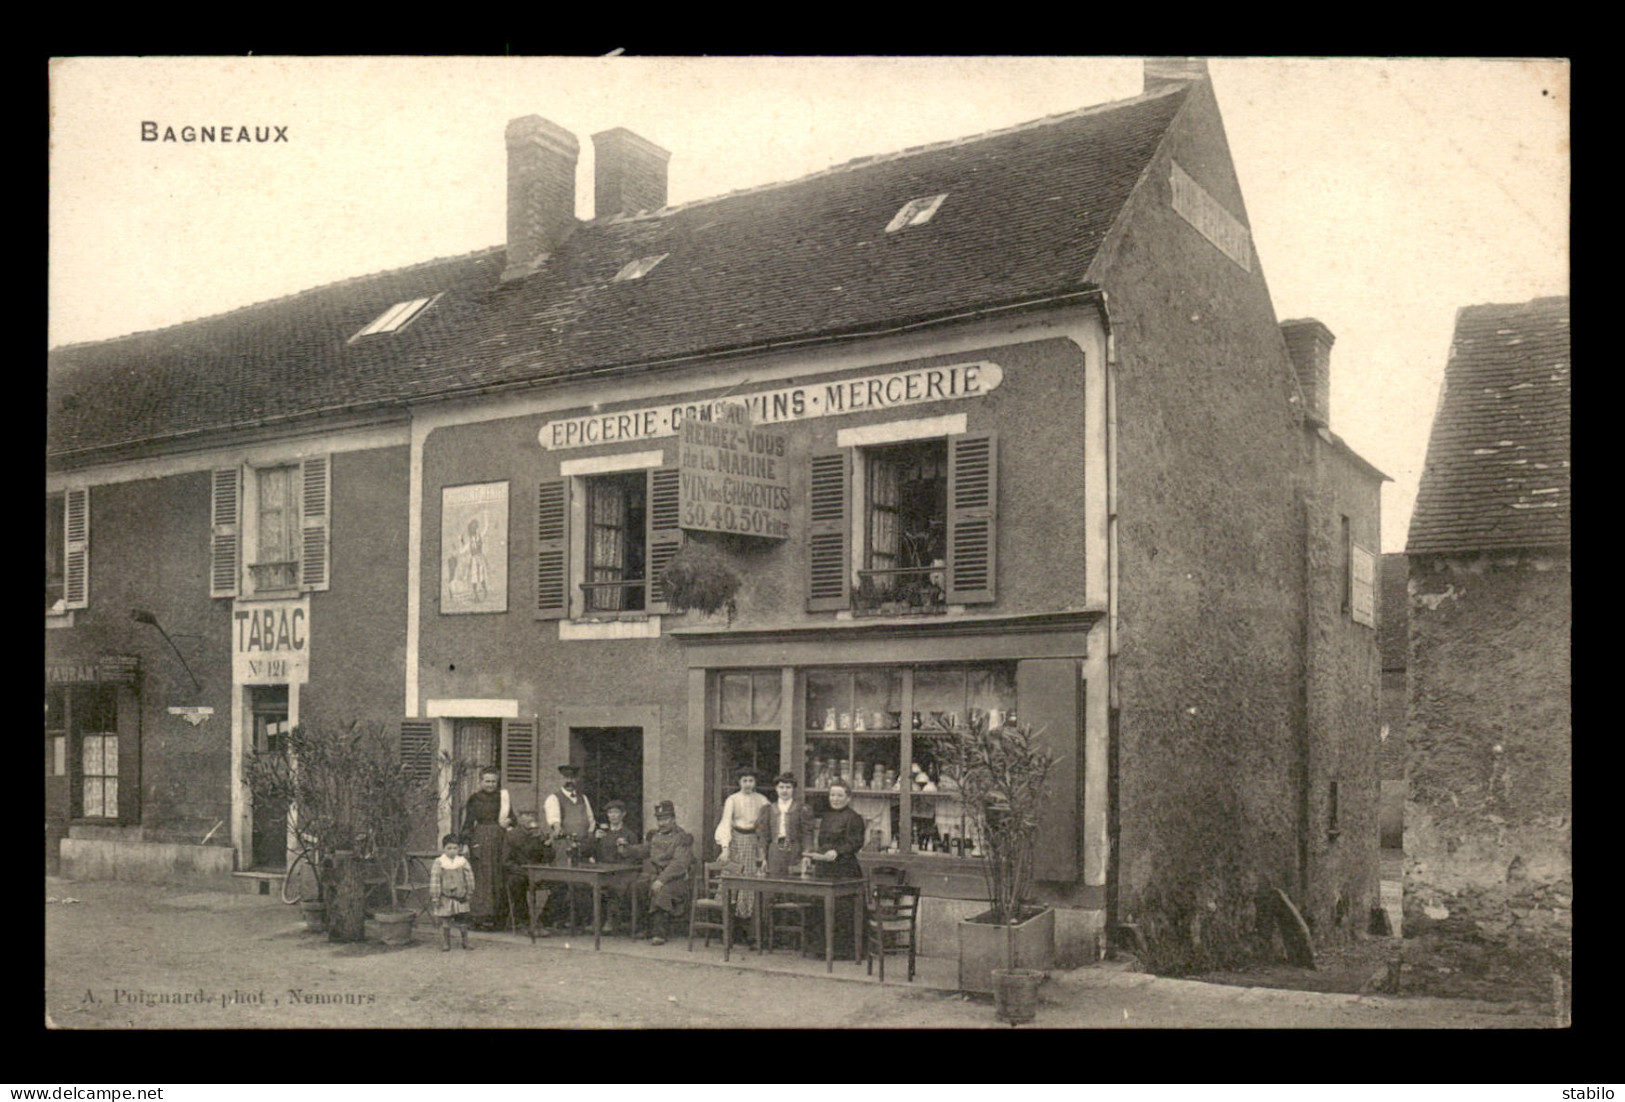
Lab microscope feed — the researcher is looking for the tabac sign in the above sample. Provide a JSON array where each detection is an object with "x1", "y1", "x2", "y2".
[
  {"x1": 678, "y1": 403, "x2": 792, "y2": 539},
  {"x1": 232, "y1": 596, "x2": 309, "y2": 684},
  {"x1": 539, "y1": 361, "x2": 1003, "y2": 450}
]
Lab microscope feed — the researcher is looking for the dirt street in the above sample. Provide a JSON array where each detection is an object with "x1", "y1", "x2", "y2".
[{"x1": 45, "y1": 878, "x2": 1554, "y2": 1030}]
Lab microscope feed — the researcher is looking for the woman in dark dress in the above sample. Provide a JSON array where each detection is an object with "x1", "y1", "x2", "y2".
[
  {"x1": 807, "y1": 777, "x2": 867, "y2": 955},
  {"x1": 460, "y1": 767, "x2": 513, "y2": 931}
]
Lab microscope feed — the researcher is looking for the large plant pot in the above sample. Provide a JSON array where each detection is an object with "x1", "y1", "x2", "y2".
[
  {"x1": 300, "y1": 901, "x2": 328, "y2": 931},
  {"x1": 373, "y1": 909, "x2": 417, "y2": 947},
  {"x1": 957, "y1": 907, "x2": 1055, "y2": 995},
  {"x1": 992, "y1": 968, "x2": 1044, "y2": 1025}
]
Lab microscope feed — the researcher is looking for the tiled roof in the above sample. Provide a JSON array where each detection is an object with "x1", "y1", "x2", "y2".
[
  {"x1": 1379, "y1": 552, "x2": 1408, "y2": 671},
  {"x1": 48, "y1": 87, "x2": 1190, "y2": 462},
  {"x1": 1407, "y1": 296, "x2": 1570, "y2": 554}
]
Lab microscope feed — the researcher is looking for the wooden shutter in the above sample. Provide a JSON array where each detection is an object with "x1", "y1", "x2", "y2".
[
  {"x1": 806, "y1": 448, "x2": 851, "y2": 611},
  {"x1": 502, "y1": 716, "x2": 539, "y2": 818},
  {"x1": 1022, "y1": 659, "x2": 1081, "y2": 883},
  {"x1": 535, "y1": 479, "x2": 569, "y2": 620},
  {"x1": 401, "y1": 718, "x2": 437, "y2": 785},
  {"x1": 299, "y1": 455, "x2": 331, "y2": 592},
  {"x1": 210, "y1": 468, "x2": 241, "y2": 598},
  {"x1": 945, "y1": 431, "x2": 997, "y2": 604},
  {"x1": 646, "y1": 466, "x2": 684, "y2": 613},
  {"x1": 63, "y1": 488, "x2": 89, "y2": 609}
]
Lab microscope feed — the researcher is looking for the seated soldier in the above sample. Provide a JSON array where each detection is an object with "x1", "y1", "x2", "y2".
[
  {"x1": 592, "y1": 799, "x2": 640, "y2": 935},
  {"x1": 503, "y1": 811, "x2": 553, "y2": 937},
  {"x1": 625, "y1": 800, "x2": 693, "y2": 946}
]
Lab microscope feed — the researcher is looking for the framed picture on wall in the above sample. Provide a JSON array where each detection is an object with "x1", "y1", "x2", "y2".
[{"x1": 441, "y1": 482, "x2": 509, "y2": 613}]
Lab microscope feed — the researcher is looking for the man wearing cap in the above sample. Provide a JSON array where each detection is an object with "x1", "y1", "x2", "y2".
[
  {"x1": 715, "y1": 766, "x2": 770, "y2": 935},
  {"x1": 626, "y1": 800, "x2": 693, "y2": 946},
  {"x1": 543, "y1": 764, "x2": 596, "y2": 928},
  {"x1": 592, "y1": 800, "x2": 640, "y2": 934}
]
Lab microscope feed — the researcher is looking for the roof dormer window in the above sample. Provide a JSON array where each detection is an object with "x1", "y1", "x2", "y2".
[
  {"x1": 350, "y1": 294, "x2": 440, "y2": 341},
  {"x1": 886, "y1": 194, "x2": 947, "y2": 233},
  {"x1": 613, "y1": 254, "x2": 668, "y2": 282}
]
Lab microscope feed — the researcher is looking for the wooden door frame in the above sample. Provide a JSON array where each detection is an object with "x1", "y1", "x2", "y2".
[{"x1": 553, "y1": 706, "x2": 660, "y2": 841}]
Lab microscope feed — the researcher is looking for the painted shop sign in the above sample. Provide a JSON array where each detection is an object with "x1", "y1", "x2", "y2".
[
  {"x1": 46, "y1": 656, "x2": 141, "y2": 684},
  {"x1": 678, "y1": 410, "x2": 792, "y2": 539},
  {"x1": 539, "y1": 361, "x2": 1004, "y2": 450},
  {"x1": 232, "y1": 596, "x2": 309, "y2": 684}
]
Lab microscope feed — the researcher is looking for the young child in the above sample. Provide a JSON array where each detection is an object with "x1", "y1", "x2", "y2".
[{"x1": 430, "y1": 832, "x2": 476, "y2": 951}]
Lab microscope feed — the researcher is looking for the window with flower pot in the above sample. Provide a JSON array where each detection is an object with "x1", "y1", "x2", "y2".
[
  {"x1": 806, "y1": 432, "x2": 996, "y2": 614},
  {"x1": 801, "y1": 662, "x2": 1017, "y2": 856}
]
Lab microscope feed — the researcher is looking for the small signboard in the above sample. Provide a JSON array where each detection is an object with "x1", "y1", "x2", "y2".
[
  {"x1": 167, "y1": 706, "x2": 215, "y2": 727},
  {"x1": 677, "y1": 403, "x2": 792, "y2": 539}
]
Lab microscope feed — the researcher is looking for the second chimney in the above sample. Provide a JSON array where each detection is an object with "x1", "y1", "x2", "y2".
[
  {"x1": 1280, "y1": 318, "x2": 1335, "y2": 428},
  {"x1": 504, "y1": 116, "x2": 580, "y2": 282},
  {"x1": 592, "y1": 127, "x2": 671, "y2": 219}
]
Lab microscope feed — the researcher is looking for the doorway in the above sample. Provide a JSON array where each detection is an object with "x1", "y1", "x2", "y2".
[
  {"x1": 711, "y1": 730, "x2": 780, "y2": 844},
  {"x1": 572, "y1": 727, "x2": 643, "y2": 835},
  {"x1": 249, "y1": 685, "x2": 291, "y2": 869},
  {"x1": 453, "y1": 719, "x2": 501, "y2": 815}
]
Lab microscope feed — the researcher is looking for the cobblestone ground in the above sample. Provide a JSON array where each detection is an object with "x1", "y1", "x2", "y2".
[{"x1": 46, "y1": 878, "x2": 1555, "y2": 1030}]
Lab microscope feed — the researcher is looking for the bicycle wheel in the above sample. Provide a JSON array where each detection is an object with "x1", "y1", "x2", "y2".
[{"x1": 282, "y1": 852, "x2": 320, "y2": 905}]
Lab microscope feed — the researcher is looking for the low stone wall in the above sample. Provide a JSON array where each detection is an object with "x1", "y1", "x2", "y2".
[{"x1": 60, "y1": 838, "x2": 236, "y2": 888}]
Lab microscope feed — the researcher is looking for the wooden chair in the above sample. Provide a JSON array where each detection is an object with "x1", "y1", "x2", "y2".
[
  {"x1": 864, "y1": 884, "x2": 921, "y2": 983},
  {"x1": 765, "y1": 894, "x2": 813, "y2": 953},
  {"x1": 687, "y1": 861, "x2": 728, "y2": 950}
]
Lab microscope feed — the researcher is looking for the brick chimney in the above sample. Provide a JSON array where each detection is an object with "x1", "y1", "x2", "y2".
[
  {"x1": 1280, "y1": 318, "x2": 1335, "y2": 428},
  {"x1": 503, "y1": 116, "x2": 580, "y2": 283},
  {"x1": 592, "y1": 128, "x2": 671, "y2": 219},
  {"x1": 1143, "y1": 57, "x2": 1210, "y2": 94}
]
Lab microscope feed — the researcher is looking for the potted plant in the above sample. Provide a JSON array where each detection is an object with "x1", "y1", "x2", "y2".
[
  {"x1": 660, "y1": 541, "x2": 742, "y2": 620},
  {"x1": 937, "y1": 714, "x2": 1058, "y2": 1020},
  {"x1": 244, "y1": 719, "x2": 454, "y2": 945}
]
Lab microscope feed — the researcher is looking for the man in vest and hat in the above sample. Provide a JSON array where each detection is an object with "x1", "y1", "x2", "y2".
[
  {"x1": 627, "y1": 800, "x2": 694, "y2": 946},
  {"x1": 542, "y1": 764, "x2": 596, "y2": 929}
]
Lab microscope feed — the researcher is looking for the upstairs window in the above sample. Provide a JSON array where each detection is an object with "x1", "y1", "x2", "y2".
[
  {"x1": 584, "y1": 472, "x2": 648, "y2": 612},
  {"x1": 885, "y1": 194, "x2": 947, "y2": 233},
  {"x1": 46, "y1": 489, "x2": 89, "y2": 615},
  {"x1": 210, "y1": 458, "x2": 331, "y2": 599},
  {"x1": 534, "y1": 465, "x2": 682, "y2": 621},
  {"x1": 862, "y1": 440, "x2": 948, "y2": 613},
  {"x1": 808, "y1": 431, "x2": 996, "y2": 614},
  {"x1": 349, "y1": 294, "x2": 440, "y2": 341}
]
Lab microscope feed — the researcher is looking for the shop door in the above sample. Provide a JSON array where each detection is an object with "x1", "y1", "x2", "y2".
[
  {"x1": 45, "y1": 688, "x2": 70, "y2": 874},
  {"x1": 573, "y1": 727, "x2": 643, "y2": 835},
  {"x1": 249, "y1": 686, "x2": 291, "y2": 869}
]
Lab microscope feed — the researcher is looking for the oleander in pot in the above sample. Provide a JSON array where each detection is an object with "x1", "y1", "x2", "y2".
[{"x1": 936, "y1": 714, "x2": 1058, "y2": 1016}]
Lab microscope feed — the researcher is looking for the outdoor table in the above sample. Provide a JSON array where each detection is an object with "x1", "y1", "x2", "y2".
[
  {"x1": 719, "y1": 872, "x2": 866, "y2": 973},
  {"x1": 519, "y1": 862, "x2": 642, "y2": 950}
]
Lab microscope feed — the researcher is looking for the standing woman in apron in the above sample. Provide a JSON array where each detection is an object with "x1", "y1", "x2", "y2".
[
  {"x1": 715, "y1": 766, "x2": 771, "y2": 939},
  {"x1": 460, "y1": 767, "x2": 513, "y2": 931}
]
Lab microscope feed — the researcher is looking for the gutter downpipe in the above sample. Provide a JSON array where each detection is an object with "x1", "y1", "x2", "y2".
[{"x1": 1101, "y1": 292, "x2": 1122, "y2": 934}]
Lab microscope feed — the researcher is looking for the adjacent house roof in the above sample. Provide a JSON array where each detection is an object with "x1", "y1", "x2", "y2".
[
  {"x1": 49, "y1": 86, "x2": 1191, "y2": 463},
  {"x1": 1407, "y1": 296, "x2": 1570, "y2": 554}
]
